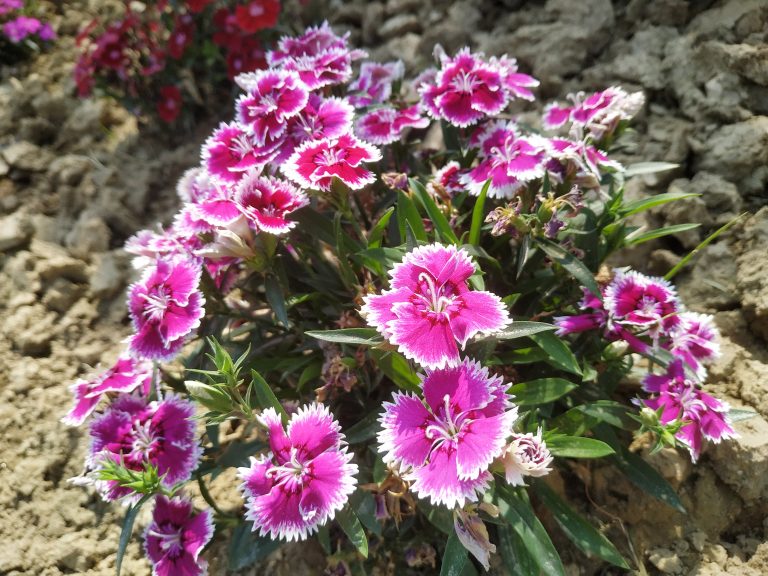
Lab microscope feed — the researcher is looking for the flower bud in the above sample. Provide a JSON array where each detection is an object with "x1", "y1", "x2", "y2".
[{"x1": 500, "y1": 428, "x2": 553, "y2": 486}]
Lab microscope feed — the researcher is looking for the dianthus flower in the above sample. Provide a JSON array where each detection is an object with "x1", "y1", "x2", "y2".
[
  {"x1": 276, "y1": 95, "x2": 354, "y2": 162},
  {"x1": 63, "y1": 355, "x2": 152, "y2": 427},
  {"x1": 127, "y1": 257, "x2": 205, "y2": 361},
  {"x1": 547, "y1": 137, "x2": 622, "y2": 185},
  {"x1": 0, "y1": 0, "x2": 22, "y2": 16},
  {"x1": 238, "y1": 404, "x2": 358, "y2": 541},
  {"x1": 234, "y1": 172, "x2": 309, "y2": 234},
  {"x1": 234, "y1": 0, "x2": 280, "y2": 33},
  {"x1": 144, "y1": 495, "x2": 213, "y2": 576},
  {"x1": 235, "y1": 70, "x2": 309, "y2": 144},
  {"x1": 361, "y1": 244, "x2": 510, "y2": 370},
  {"x1": 500, "y1": 428, "x2": 553, "y2": 486},
  {"x1": 428, "y1": 161, "x2": 466, "y2": 197},
  {"x1": 87, "y1": 395, "x2": 201, "y2": 501},
  {"x1": 461, "y1": 122, "x2": 550, "y2": 198},
  {"x1": 355, "y1": 105, "x2": 429, "y2": 145},
  {"x1": 202, "y1": 122, "x2": 280, "y2": 183},
  {"x1": 554, "y1": 289, "x2": 607, "y2": 336},
  {"x1": 642, "y1": 359, "x2": 735, "y2": 462},
  {"x1": 348, "y1": 60, "x2": 405, "y2": 107},
  {"x1": 167, "y1": 14, "x2": 194, "y2": 60},
  {"x1": 157, "y1": 86, "x2": 182, "y2": 124},
  {"x1": 378, "y1": 359, "x2": 517, "y2": 508},
  {"x1": 488, "y1": 55, "x2": 539, "y2": 101},
  {"x1": 3, "y1": 15, "x2": 46, "y2": 43},
  {"x1": 283, "y1": 134, "x2": 381, "y2": 191},
  {"x1": 665, "y1": 312, "x2": 720, "y2": 378}
]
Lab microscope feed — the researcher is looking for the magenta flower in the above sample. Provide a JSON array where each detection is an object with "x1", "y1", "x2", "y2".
[
  {"x1": 144, "y1": 495, "x2": 214, "y2": 576},
  {"x1": 378, "y1": 359, "x2": 517, "y2": 508},
  {"x1": 88, "y1": 395, "x2": 201, "y2": 501},
  {"x1": 554, "y1": 289, "x2": 607, "y2": 337},
  {"x1": 202, "y1": 122, "x2": 280, "y2": 183},
  {"x1": 125, "y1": 229, "x2": 198, "y2": 270},
  {"x1": 238, "y1": 404, "x2": 358, "y2": 541},
  {"x1": 235, "y1": 70, "x2": 309, "y2": 144},
  {"x1": 361, "y1": 244, "x2": 510, "y2": 370},
  {"x1": 0, "y1": 0, "x2": 23, "y2": 16},
  {"x1": 642, "y1": 360, "x2": 736, "y2": 462},
  {"x1": 547, "y1": 138, "x2": 622, "y2": 184},
  {"x1": 127, "y1": 257, "x2": 205, "y2": 361},
  {"x1": 276, "y1": 95, "x2": 354, "y2": 163},
  {"x1": 355, "y1": 105, "x2": 429, "y2": 145},
  {"x1": 3, "y1": 15, "x2": 45, "y2": 43},
  {"x1": 283, "y1": 134, "x2": 382, "y2": 191},
  {"x1": 63, "y1": 355, "x2": 152, "y2": 427},
  {"x1": 234, "y1": 172, "x2": 309, "y2": 234},
  {"x1": 666, "y1": 312, "x2": 720, "y2": 378},
  {"x1": 489, "y1": 55, "x2": 539, "y2": 101},
  {"x1": 348, "y1": 60, "x2": 405, "y2": 107},
  {"x1": 499, "y1": 429, "x2": 553, "y2": 486},
  {"x1": 429, "y1": 161, "x2": 467, "y2": 196}
]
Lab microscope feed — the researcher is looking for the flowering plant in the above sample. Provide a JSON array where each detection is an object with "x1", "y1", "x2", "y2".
[
  {"x1": 0, "y1": 0, "x2": 55, "y2": 62},
  {"x1": 74, "y1": 0, "x2": 285, "y2": 123},
  {"x1": 65, "y1": 21, "x2": 748, "y2": 576}
]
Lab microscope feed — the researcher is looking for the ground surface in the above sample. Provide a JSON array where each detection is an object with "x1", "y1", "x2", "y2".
[{"x1": 1, "y1": 0, "x2": 768, "y2": 574}]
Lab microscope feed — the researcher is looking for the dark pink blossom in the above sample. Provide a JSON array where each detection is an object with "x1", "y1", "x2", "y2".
[
  {"x1": 234, "y1": 172, "x2": 309, "y2": 234},
  {"x1": 127, "y1": 258, "x2": 205, "y2": 361},
  {"x1": 238, "y1": 404, "x2": 357, "y2": 541},
  {"x1": 489, "y1": 55, "x2": 539, "y2": 101},
  {"x1": 428, "y1": 161, "x2": 467, "y2": 196},
  {"x1": 355, "y1": 105, "x2": 429, "y2": 145},
  {"x1": 144, "y1": 495, "x2": 213, "y2": 576},
  {"x1": 361, "y1": 244, "x2": 510, "y2": 369},
  {"x1": 665, "y1": 312, "x2": 720, "y2": 378},
  {"x1": 348, "y1": 60, "x2": 405, "y2": 107},
  {"x1": 378, "y1": 359, "x2": 517, "y2": 508},
  {"x1": 276, "y1": 95, "x2": 354, "y2": 163},
  {"x1": 283, "y1": 134, "x2": 382, "y2": 191},
  {"x1": 202, "y1": 122, "x2": 280, "y2": 183}
]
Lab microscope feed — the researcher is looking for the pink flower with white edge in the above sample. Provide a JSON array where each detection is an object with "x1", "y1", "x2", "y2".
[
  {"x1": 547, "y1": 138, "x2": 622, "y2": 184},
  {"x1": 63, "y1": 355, "x2": 152, "y2": 427},
  {"x1": 420, "y1": 48, "x2": 507, "y2": 128},
  {"x1": 235, "y1": 70, "x2": 309, "y2": 144},
  {"x1": 144, "y1": 495, "x2": 213, "y2": 576},
  {"x1": 125, "y1": 228, "x2": 201, "y2": 270},
  {"x1": 283, "y1": 134, "x2": 382, "y2": 191},
  {"x1": 554, "y1": 288, "x2": 607, "y2": 337},
  {"x1": 202, "y1": 122, "x2": 280, "y2": 183},
  {"x1": 348, "y1": 60, "x2": 405, "y2": 107},
  {"x1": 355, "y1": 105, "x2": 429, "y2": 145},
  {"x1": 87, "y1": 394, "x2": 201, "y2": 501},
  {"x1": 238, "y1": 404, "x2": 358, "y2": 541},
  {"x1": 276, "y1": 95, "x2": 354, "y2": 163},
  {"x1": 378, "y1": 359, "x2": 517, "y2": 509},
  {"x1": 642, "y1": 359, "x2": 736, "y2": 462},
  {"x1": 666, "y1": 312, "x2": 720, "y2": 378},
  {"x1": 500, "y1": 428, "x2": 553, "y2": 486},
  {"x1": 489, "y1": 55, "x2": 539, "y2": 101},
  {"x1": 234, "y1": 172, "x2": 309, "y2": 234},
  {"x1": 361, "y1": 244, "x2": 511, "y2": 370},
  {"x1": 127, "y1": 257, "x2": 205, "y2": 361},
  {"x1": 429, "y1": 161, "x2": 466, "y2": 197}
]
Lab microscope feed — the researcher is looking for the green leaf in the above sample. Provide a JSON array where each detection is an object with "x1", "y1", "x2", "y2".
[
  {"x1": 551, "y1": 401, "x2": 636, "y2": 436},
  {"x1": 228, "y1": 522, "x2": 281, "y2": 571},
  {"x1": 370, "y1": 349, "x2": 421, "y2": 392},
  {"x1": 529, "y1": 331, "x2": 583, "y2": 376},
  {"x1": 410, "y1": 178, "x2": 460, "y2": 245},
  {"x1": 368, "y1": 206, "x2": 395, "y2": 248},
  {"x1": 397, "y1": 190, "x2": 428, "y2": 243},
  {"x1": 497, "y1": 523, "x2": 538, "y2": 576},
  {"x1": 418, "y1": 499, "x2": 453, "y2": 535},
  {"x1": 344, "y1": 410, "x2": 382, "y2": 444},
  {"x1": 532, "y1": 480, "x2": 629, "y2": 568},
  {"x1": 729, "y1": 408, "x2": 758, "y2": 423},
  {"x1": 535, "y1": 237, "x2": 601, "y2": 298},
  {"x1": 618, "y1": 192, "x2": 699, "y2": 218},
  {"x1": 305, "y1": 328, "x2": 383, "y2": 346},
  {"x1": 625, "y1": 223, "x2": 701, "y2": 246},
  {"x1": 508, "y1": 378, "x2": 577, "y2": 406},
  {"x1": 249, "y1": 370, "x2": 289, "y2": 424},
  {"x1": 487, "y1": 321, "x2": 556, "y2": 340},
  {"x1": 265, "y1": 274, "x2": 290, "y2": 327},
  {"x1": 116, "y1": 493, "x2": 153, "y2": 576},
  {"x1": 496, "y1": 485, "x2": 566, "y2": 576},
  {"x1": 440, "y1": 530, "x2": 469, "y2": 576},
  {"x1": 545, "y1": 435, "x2": 615, "y2": 458},
  {"x1": 623, "y1": 162, "x2": 679, "y2": 177},
  {"x1": 468, "y1": 180, "x2": 490, "y2": 246},
  {"x1": 355, "y1": 492, "x2": 383, "y2": 536},
  {"x1": 336, "y1": 506, "x2": 369, "y2": 558}
]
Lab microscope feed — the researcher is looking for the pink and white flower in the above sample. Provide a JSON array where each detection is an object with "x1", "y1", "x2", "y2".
[
  {"x1": 361, "y1": 244, "x2": 510, "y2": 370},
  {"x1": 348, "y1": 60, "x2": 405, "y2": 107},
  {"x1": 499, "y1": 428, "x2": 553, "y2": 486},
  {"x1": 429, "y1": 161, "x2": 466, "y2": 196},
  {"x1": 355, "y1": 105, "x2": 429, "y2": 145},
  {"x1": 276, "y1": 95, "x2": 354, "y2": 163},
  {"x1": 144, "y1": 495, "x2": 214, "y2": 576},
  {"x1": 234, "y1": 172, "x2": 309, "y2": 234},
  {"x1": 87, "y1": 394, "x2": 201, "y2": 501},
  {"x1": 238, "y1": 404, "x2": 357, "y2": 541},
  {"x1": 202, "y1": 122, "x2": 280, "y2": 183},
  {"x1": 63, "y1": 355, "x2": 152, "y2": 427},
  {"x1": 666, "y1": 312, "x2": 720, "y2": 378},
  {"x1": 235, "y1": 70, "x2": 309, "y2": 144},
  {"x1": 554, "y1": 289, "x2": 607, "y2": 337},
  {"x1": 127, "y1": 257, "x2": 205, "y2": 361},
  {"x1": 489, "y1": 55, "x2": 539, "y2": 101},
  {"x1": 642, "y1": 359, "x2": 736, "y2": 462},
  {"x1": 283, "y1": 134, "x2": 382, "y2": 191},
  {"x1": 378, "y1": 359, "x2": 517, "y2": 508}
]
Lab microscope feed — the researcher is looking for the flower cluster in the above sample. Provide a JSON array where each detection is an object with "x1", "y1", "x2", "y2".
[{"x1": 0, "y1": 0, "x2": 54, "y2": 48}]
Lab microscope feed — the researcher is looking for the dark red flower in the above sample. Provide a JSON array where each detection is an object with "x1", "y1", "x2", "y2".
[
  {"x1": 226, "y1": 37, "x2": 266, "y2": 79},
  {"x1": 234, "y1": 0, "x2": 280, "y2": 34},
  {"x1": 157, "y1": 86, "x2": 182, "y2": 123},
  {"x1": 187, "y1": 0, "x2": 214, "y2": 13},
  {"x1": 168, "y1": 14, "x2": 195, "y2": 59}
]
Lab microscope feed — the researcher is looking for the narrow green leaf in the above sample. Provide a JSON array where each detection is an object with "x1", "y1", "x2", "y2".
[
  {"x1": 297, "y1": 361, "x2": 322, "y2": 392},
  {"x1": 729, "y1": 408, "x2": 758, "y2": 423},
  {"x1": 497, "y1": 523, "x2": 538, "y2": 576},
  {"x1": 626, "y1": 223, "x2": 701, "y2": 246},
  {"x1": 355, "y1": 492, "x2": 383, "y2": 536},
  {"x1": 623, "y1": 162, "x2": 679, "y2": 177},
  {"x1": 344, "y1": 410, "x2": 382, "y2": 444},
  {"x1": 317, "y1": 525, "x2": 331, "y2": 554},
  {"x1": 370, "y1": 349, "x2": 421, "y2": 392},
  {"x1": 265, "y1": 274, "x2": 290, "y2": 327},
  {"x1": 508, "y1": 378, "x2": 577, "y2": 406},
  {"x1": 532, "y1": 480, "x2": 629, "y2": 568},
  {"x1": 336, "y1": 507, "x2": 369, "y2": 558},
  {"x1": 250, "y1": 370, "x2": 288, "y2": 424},
  {"x1": 468, "y1": 180, "x2": 490, "y2": 246},
  {"x1": 551, "y1": 401, "x2": 635, "y2": 435},
  {"x1": 536, "y1": 237, "x2": 601, "y2": 297},
  {"x1": 618, "y1": 192, "x2": 699, "y2": 218},
  {"x1": 529, "y1": 331, "x2": 582, "y2": 376},
  {"x1": 228, "y1": 522, "x2": 281, "y2": 571},
  {"x1": 487, "y1": 321, "x2": 556, "y2": 340},
  {"x1": 410, "y1": 178, "x2": 460, "y2": 245},
  {"x1": 545, "y1": 435, "x2": 614, "y2": 458},
  {"x1": 397, "y1": 190, "x2": 428, "y2": 243},
  {"x1": 116, "y1": 493, "x2": 153, "y2": 576},
  {"x1": 305, "y1": 328, "x2": 383, "y2": 346},
  {"x1": 440, "y1": 531, "x2": 469, "y2": 576},
  {"x1": 368, "y1": 206, "x2": 395, "y2": 248}
]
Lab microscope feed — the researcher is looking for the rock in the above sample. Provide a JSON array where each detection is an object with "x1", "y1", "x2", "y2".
[
  {"x1": 59, "y1": 100, "x2": 105, "y2": 145},
  {"x1": 0, "y1": 211, "x2": 33, "y2": 252},
  {"x1": 361, "y1": 2, "x2": 385, "y2": 44},
  {"x1": 89, "y1": 251, "x2": 127, "y2": 300},
  {"x1": 65, "y1": 212, "x2": 111, "y2": 260},
  {"x1": 47, "y1": 154, "x2": 92, "y2": 186},
  {"x1": 376, "y1": 33, "x2": 422, "y2": 72},
  {"x1": 677, "y1": 241, "x2": 740, "y2": 310},
  {"x1": 42, "y1": 278, "x2": 85, "y2": 313},
  {"x1": 694, "y1": 117, "x2": 768, "y2": 185},
  {"x1": 689, "y1": 467, "x2": 743, "y2": 537},
  {"x1": 701, "y1": 42, "x2": 768, "y2": 87},
  {"x1": 17, "y1": 117, "x2": 56, "y2": 145},
  {"x1": 653, "y1": 186, "x2": 709, "y2": 248},
  {"x1": 1, "y1": 141, "x2": 54, "y2": 172},
  {"x1": 379, "y1": 14, "x2": 421, "y2": 40},
  {"x1": 0, "y1": 156, "x2": 8, "y2": 177},
  {"x1": 737, "y1": 208, "x2": 768, "y2": 340},
  {"x1": 649, "y1": 547, "x2": 683, "y2": 574},
  {"x1": 385, "y1": 0, "x2": 422, "y2": 15},
  {"x1": 710, "y1": 413, "x2": 768, "y2": 503},
  {"x1": 7, "y1": 304, "x2": 56, "y2": 356}
]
